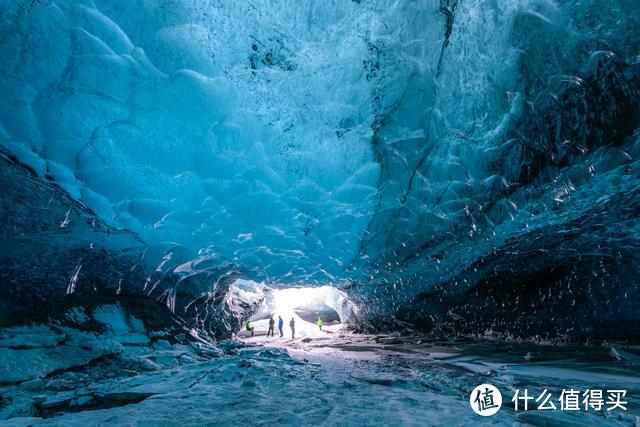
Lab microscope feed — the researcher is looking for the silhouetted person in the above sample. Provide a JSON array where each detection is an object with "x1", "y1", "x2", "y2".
[
  {"x1": 245, "y1": 321, "x2": 254, "y2": 337},
  {"x1": 290, "y1": 317, "x2": 295, "y2": 339},
  {"x1": 317, "y1": 317, "x2": 324, "y2": 330},
  {"x1": 267, "y1": 316, "x2": 275, "y2": 337},
  {"x1": 278, "y1": 316, "x2": 284, "y2": 337}
]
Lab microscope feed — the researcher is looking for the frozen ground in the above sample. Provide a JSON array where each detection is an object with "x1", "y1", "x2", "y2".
[{"x1": 1, "y1": 312, "x2": 639, "y2": 426}]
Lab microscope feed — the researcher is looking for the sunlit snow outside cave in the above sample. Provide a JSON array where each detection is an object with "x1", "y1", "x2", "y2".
[{"x1": 0, "y1": 0, "x2": 639, "y2": 425}]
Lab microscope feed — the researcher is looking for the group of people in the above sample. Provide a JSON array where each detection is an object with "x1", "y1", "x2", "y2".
[
  {"x1": 244, "y1": 315, "x2": 324, "y2": 339},
  {"x1": 267, "y1": 315, "x2": 294, "y2": 338}
]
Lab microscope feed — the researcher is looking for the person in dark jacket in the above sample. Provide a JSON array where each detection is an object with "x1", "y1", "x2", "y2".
[{"x1": 267, "y1": 316, "x2": 275, "y2": 337}]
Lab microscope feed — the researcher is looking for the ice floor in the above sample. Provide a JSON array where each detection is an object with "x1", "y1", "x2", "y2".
[{"x1": 1, "y1": 314, "x2": 639, "y2": 426}]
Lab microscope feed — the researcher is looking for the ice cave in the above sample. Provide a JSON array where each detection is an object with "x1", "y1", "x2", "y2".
[{"x1": 0, "y1": 0, "x2": 639, "y2": 425}]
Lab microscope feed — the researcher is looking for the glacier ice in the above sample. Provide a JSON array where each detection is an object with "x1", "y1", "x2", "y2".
[
  {"x1": 0, "y1": 0, "x2": 639, "y2": 340},
  {"x1": 1, "y1": 2, "x2": 640, "y2": 425}
]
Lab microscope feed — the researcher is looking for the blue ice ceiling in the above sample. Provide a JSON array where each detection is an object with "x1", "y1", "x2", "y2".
[
  {"x1": 1, "y1": 0, "x2": 639, "y2": 337},
  {"x1": 3, "y1": 0, "x2": 391, "y2": 284}
]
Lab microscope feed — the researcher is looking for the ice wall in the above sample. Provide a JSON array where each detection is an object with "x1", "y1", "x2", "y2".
[
  {"x1": 357, "y1": 0, "x2": 640, "y2": 339},
  {"x1": 0, "y1": 0, "x2": 639, "y2": 339}
]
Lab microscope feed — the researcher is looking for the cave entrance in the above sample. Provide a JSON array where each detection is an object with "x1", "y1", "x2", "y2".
[{"x1": 237, "y1": 284, "x2": 357, "y2": 340}]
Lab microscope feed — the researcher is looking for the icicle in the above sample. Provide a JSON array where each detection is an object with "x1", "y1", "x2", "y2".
[
  {"x1": 59, "y1": 209, "x2": 71, "y2": 228},
  {"x1": 166, "y1": 288, "x2": 176, "y2": 312},
  {"x1": 66, "y1": 264, "x2": 82, "y2": 294}
]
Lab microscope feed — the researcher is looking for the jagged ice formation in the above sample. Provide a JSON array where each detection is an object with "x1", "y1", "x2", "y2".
[{"x1": 0, "y1": 0, "x2": 639, "y2": 340}]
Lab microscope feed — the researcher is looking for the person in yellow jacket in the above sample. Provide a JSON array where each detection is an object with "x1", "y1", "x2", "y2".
[
  {"x1": 245, "y1": 321, "x2": 254, "y2": 337},
  {"x1": 317, "y1": 317, "x2": 324, "y2": 330}
]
